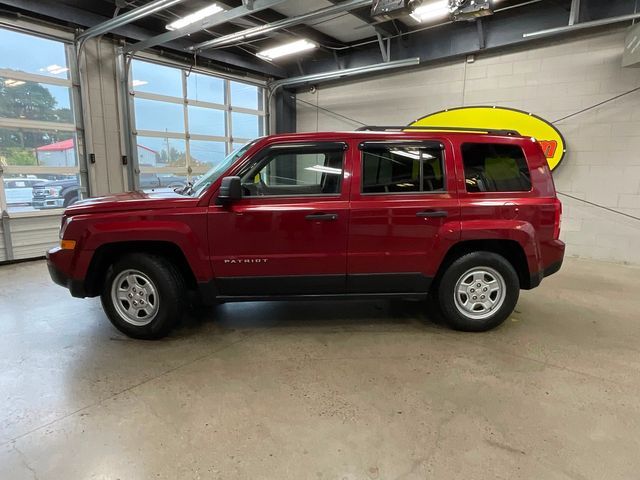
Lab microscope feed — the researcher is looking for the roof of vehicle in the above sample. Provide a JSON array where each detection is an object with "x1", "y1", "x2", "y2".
[{"x1": 261, "y1": 127, "x2": 526, "y2": 144}]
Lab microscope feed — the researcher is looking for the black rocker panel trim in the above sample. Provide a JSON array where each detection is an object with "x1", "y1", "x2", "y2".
[{"x1": 207, "y1": 273, "x2": 433, "y2": 299}]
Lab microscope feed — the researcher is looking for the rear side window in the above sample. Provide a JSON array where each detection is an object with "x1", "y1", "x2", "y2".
[
  {"x1": 461, "y1": 143, "x2": 531, "y2": 192},
  {"x1": 361, "y1": 143, "x2": 445, "y2": 194}
]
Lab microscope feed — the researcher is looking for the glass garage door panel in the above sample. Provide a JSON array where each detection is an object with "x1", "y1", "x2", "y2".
[
  {"x1": 0, "y1": 77, "x2": 73, "y2": 124},
  {"x1": 189, "y1": 140, "x2": 226, "y2": 169},
  {"x1": 0, "y1": 129, "x2": 77, "y2": 167},
  {"x1": 0, "y1": 29, "x2": 69, "y2": 79},
  {"x1": 188, "y1": 105, "x2": 225, "y2": 137},
  {"x1": 136, "y1": 136, "x2": 186, "y2": 168},
  {"x1": 134, "y1": 98, "x2": 184, "y2": 133},
  {"x1": 232, "y1": 112, "x2": 261, "y2": 139},
  {"x1": 230, "y1": 81, "x2": 261, "y2": 110},
  {"x1": 186, "y1": 72, "x2": 224, "y2": 105},
  {"x1": 131, "y1": 60, "x2": 183, "y2": 98},
  {"x1": 129, "y1": 58, "x2": 267, "y2": 193}
]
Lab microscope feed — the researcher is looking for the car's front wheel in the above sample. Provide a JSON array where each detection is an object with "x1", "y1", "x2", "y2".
[
  {"x1": 101, "y1": 254, "x2": 185, "y2": 339},
  {"x1": 436, "y1": 252, "x2": 519, "y2": 332}
]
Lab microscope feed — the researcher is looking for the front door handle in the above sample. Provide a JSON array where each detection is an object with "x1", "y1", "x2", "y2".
[
  {"x1": 416, "y1": 210, "x2": 448, "y2": 218},
  {"x1": 306, "y1": 213, "x2": 338, "y2": 221}
]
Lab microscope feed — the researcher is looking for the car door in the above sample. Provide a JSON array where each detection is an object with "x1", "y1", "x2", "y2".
[
  {"x1": 208, "y1": 141, "x2": 351, "y2": 296},
  {"x1": 347, "y1": 138, "x2": 461, "y2": 293}
]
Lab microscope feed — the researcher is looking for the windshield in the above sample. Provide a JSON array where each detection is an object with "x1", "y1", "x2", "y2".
[{"x1": 189, "y1": 140, "x2": 259, "y2": 196}]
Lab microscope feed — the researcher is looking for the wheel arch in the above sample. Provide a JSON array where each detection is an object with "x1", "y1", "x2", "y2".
[
  {"x1": 84, "y1": 241, "x2": 198, "y2": 297},
  {"x1": 434, "y1": 239, "x2": 532, "y2": 290}
]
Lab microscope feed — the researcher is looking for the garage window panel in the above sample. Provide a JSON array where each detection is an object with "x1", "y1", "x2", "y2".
[
  {"x1": 0, "y1": 78, "x2": 74, "y2": 124},
  {"x1": 0, "y1": 26, "x2": 81, "y2": 218},
  {"x1": 134, "y1": 98, "x2": 185, "y2": 134},
  {"x1": 0, "y1": 29, "x2": 69, "y2": 80},
  {"x1": 231, "y1": 112, "x2": 262, "y2": 140},
  {"x1": 187, "y1": 105, "x2": 226, "y2": 137},
  {"x1": 131, "y1": 60, "x2": 183, "y2": 98},
  {"x1": 230, "y1": 81, "x2": 262, "y2": 110},
  {"x1": 189, "y1": 140, "x2": 227, "y2": 169},
  {"x1": 129, "y1": 57, "x2": 267, "y2": 186},
  {"x1": 186, "y1": 72, "x2": 224, "y2": 105},
  {"x1": 136, "y1": 136, "x2": 187, "y2": 168}
]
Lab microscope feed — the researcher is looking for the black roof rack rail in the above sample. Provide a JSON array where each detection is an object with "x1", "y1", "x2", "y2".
[{"x1": 355, "y1": 125, "x2": 521, "y2": 136}]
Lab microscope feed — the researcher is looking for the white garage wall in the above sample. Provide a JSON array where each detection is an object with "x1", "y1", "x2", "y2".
[{"x1": 297, "y1": 27, "x2": 640, "y2": 265}]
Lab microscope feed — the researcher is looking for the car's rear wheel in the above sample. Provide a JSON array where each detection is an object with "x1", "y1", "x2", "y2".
[
  {"x1": 436, "y1": 252, "x2": 519, "y2": 332},
  {"x1": 101, "y1": 254, "x2": 185, "y2": 339}
]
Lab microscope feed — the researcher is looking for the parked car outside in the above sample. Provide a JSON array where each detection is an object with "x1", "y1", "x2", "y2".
[
  {"x1": 3, "y1": 177, "x2": 50, "y2": 207},
  {"x1": 32, "y1": 173, "x2": 187, "y2": 209},
  {"x1": 46, "y1": 128, "x2": 565, "y2": 339}
]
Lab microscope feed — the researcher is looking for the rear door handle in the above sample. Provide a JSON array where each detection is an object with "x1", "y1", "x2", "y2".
[
  {"x1": 416, "y1": 210, "x2": 448, "y2": 218},
  {"x1": 306, "y1": 213, "x2": 338, "y2": 221}
]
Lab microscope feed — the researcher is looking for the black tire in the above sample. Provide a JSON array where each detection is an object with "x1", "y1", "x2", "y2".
[
  {"x1": 436, "y1": 251, "x2": 519, "y2": 332},
  {"x1": 101, "y1": 253, "x2": 186, "y2": 339}
]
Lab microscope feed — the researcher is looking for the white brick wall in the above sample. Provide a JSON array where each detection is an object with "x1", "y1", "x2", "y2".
[{"x1": 297, "y1": 27, "x2": 640, "y2": 265}]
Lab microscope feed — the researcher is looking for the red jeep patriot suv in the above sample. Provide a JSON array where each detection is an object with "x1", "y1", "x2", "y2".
[{"x1": 47, "y1": 126, "x2": 564, "y2": 339}]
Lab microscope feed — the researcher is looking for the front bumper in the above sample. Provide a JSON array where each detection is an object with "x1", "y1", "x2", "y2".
[
  {"x1": 46, "y1": 248, "x2": 87, "y2": 298},
  {"x1": 33, "y1": 197, "x2": 65, "y2": 209}
]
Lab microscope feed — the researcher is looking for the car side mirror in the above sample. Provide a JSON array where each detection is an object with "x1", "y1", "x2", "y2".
[{"x1": 216, "y1": 176, "x2": 242, "y2": 205}]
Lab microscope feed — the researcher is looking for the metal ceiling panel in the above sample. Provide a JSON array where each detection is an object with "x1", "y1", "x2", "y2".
[{"x1": 271, "y1": 0, "x2": 377, "y2": 42}]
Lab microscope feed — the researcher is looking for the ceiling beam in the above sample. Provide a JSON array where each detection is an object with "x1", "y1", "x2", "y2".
[
  {"x1": 0, "y1": 0, "x2": 285, "y2": 77},
  {"x1": 77, "y1": 0, "x2": 186, "y2": 41},
  {"x1": 192, "y1": 0, "x2": 372, "y2": 52},
  {"x1": 327, "y1": 1, "x2": 398, "y2": 37},
  {"x1": 237, "y1": 6, "x2": 347, "y2": 49},
  {"x1": 123, "y1": 0, "x2": 288, "y2": 53}
]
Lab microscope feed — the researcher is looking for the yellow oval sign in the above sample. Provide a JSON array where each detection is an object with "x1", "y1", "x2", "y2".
[{"x1": 410, "y1": 106, "x2": 566, "y2": 171}]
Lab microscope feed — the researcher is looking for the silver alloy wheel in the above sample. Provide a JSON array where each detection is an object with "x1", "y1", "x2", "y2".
[
  {"x1": 453, "y1": 266, "x2": 506, "y2": 320},
  {"x1": 110, "y1": 269, "x2": 159, "y2": 326}
]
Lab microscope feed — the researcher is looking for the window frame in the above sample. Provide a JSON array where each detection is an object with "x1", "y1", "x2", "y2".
[
  {"x1": 0, "y1": 23, "x2": 85, "y2": 218},
  {"x1": 460, "y1": 142, "x2": 533, "y2": 194},
  {"x1": 238, "y1": 142, "x2": 348, "y2": 200},
  {"x1": 358, "y1": 140, "x2": 447, "y2": 196}
]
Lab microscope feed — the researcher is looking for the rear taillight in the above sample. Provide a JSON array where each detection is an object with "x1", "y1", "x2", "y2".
[{"x1": 553, "y1": 199, "x2": 562, "y2": 239}]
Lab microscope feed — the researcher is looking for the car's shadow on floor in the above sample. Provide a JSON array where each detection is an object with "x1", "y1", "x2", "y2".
[{"x1": 175, "y1": 298, "x2": 447, "y2": 336}]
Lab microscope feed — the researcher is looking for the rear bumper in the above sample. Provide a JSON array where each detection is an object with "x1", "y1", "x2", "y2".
[
  {"x1": 46, "y1": 248, "x2": 87, "y2": 298},
  {"x1": 527, "y1": 239, "x2": 565, "y2": 289}
]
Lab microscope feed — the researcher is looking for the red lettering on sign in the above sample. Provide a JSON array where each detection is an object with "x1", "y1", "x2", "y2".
[{"x1": 538, "y1": 140, "x2": 558, "y2": 158}]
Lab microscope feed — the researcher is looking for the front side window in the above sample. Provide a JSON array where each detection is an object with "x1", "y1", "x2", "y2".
[
  {"x1": 361, "y1": 143, "x2": 445, "y2": 194},
  {"x1": 462, "y1": 143, "x2": 531, "y2": 192},
  {"x1": 241, "y1": 145, "x2": 345, "y2": 197}
]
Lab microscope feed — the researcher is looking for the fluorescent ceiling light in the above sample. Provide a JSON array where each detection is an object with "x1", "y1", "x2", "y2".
[
  {"x1": 305, "y1": 165, "x2": 342, "y2": 175},
  {"x1": 390, "y1": 149, "x2": 435, "y2": 160},
  {"x1": 391, "y1": 149, "x2": 421, "y2": 160},
  {"x1": 410, "y1": 0, "x2": 449, "y2": 22},
  {"x1": 257, "y1": 39, "x2": 317, "y2": 61},
  {"x1": 132, "y1": 80, "x2": 148, "y2": 87},
  {"x1": 166, "y1": 4, "x2": 224, "y2": 31},
  {"x1": 4, "y1": 79, "x2": 26, "y2": 87},
  {"x1": 40, "y1": 64, "x2": 69, "y2": 75}
]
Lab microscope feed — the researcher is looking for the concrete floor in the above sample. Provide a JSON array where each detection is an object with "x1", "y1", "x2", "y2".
[{"x1": 1, "y1": 258, "x2": 639, "y2": 479}]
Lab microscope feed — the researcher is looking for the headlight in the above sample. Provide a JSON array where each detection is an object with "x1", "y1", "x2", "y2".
[{"x1": 48, "y1": 186, "x2": 63, "y2": 197}]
